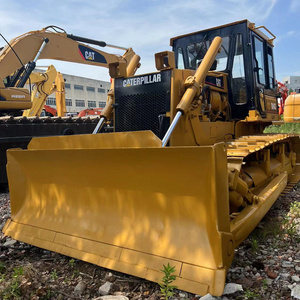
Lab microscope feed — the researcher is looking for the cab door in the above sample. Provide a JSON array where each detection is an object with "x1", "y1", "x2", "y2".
[{"x1": 252, "y1": 34, "x2": 278, "y2": 118}]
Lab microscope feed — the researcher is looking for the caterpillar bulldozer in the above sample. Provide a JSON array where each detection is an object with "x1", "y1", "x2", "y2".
[
  {"x1": 0, "y1": 26, "x2": 140, "y2": 184},
  {"x1": 3, "y1": 20, "x2": 300, "y2": 296}
]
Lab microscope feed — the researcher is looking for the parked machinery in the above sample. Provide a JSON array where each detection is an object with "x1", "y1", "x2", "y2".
[
  {"x1": 23, "y1": 65, "x2": 66, "y2": 118},
  {"x1": 0, "y1": 26, "x2": 140, "y2": 184},
  {"x1": 78, "y1": 108, "x2": 103, "y2": 117},
  {"x1": 277, "y1": 81, "x2": 288, "y2": 115},
  {"x1": 3, "y1": 20, "x2": 300, "y2": 296}
]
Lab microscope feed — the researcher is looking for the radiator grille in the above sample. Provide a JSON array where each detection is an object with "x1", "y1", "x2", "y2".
[
  {"x1": 115, "y1": 90, "x2": 168, "y2": 136},
  {"x1": 114, "y1": 71, "x2": 171, "y2": 138}
]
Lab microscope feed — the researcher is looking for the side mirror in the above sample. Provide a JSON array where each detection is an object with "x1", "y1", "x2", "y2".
[{"x1": 155, "y1": 51, "x2": 175, "y2": 71}]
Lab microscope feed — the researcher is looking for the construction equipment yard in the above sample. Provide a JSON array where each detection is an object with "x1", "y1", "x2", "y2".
[{"x1": 1, "y1": 4, "x2": 300, "y2": 298}]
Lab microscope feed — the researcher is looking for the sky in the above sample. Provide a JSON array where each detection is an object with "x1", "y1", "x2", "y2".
[{"x1": 0, "y1": 0, "x2": 299, "y2": 83}]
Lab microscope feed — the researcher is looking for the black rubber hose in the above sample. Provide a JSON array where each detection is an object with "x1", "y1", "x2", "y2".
[{"x1": 200, "y1": 85, "x2": 211, "y2": 104}]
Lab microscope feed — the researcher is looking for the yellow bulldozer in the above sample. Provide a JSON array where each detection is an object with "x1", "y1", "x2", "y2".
[{"x1": 3, "y1": 20, "x2": 300, "y2": 296}]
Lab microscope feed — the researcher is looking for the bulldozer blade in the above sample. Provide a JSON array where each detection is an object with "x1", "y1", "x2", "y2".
[{"x1": 3, "y1": 131, "x2": 233, "y2": 296}]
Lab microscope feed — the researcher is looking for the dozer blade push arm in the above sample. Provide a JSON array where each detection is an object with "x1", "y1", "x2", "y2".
[{"x1": 162, "y1": 36, "x2": 222, "y2": 147}]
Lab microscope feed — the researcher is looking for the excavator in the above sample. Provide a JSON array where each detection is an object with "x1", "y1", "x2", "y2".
[
  {"x1": 78, "y1": 107, "x2": 103, "y2": 117},
  {"x1": 0, "y1": 26, "x2": 140, "y2": 184},
  {"x1": 277, "y1": 81, "x2": 288, "y2": 115},
  {"x1": 0, "y1": 66, "x2": 68, "y2": 184},
  {"x1": 3, "y1": 20, "x2": 300, "y2": 296},
  {"x1": 23, "y1": 65, "x2": 66, "y2": 118},
  {"x1": 42, "y1": 105, "x2": 58, "y2": 117}
]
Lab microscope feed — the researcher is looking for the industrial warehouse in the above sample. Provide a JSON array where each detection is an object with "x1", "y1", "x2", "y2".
[{"x1": 44, "y1": 71, "x2": 110, "y2": 114}]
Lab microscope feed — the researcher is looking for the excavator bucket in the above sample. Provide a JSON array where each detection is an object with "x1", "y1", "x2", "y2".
[{"x1": 3, "y1": 131, "x2": 234, "y2": 296}]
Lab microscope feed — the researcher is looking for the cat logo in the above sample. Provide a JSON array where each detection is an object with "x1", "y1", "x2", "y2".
[
  {"x1": 85, "y1": 51, "x2": 95, "y2": 60},
  {"x1": 78, "y1": 45, "x2": 107, "y2": 64},
  {"x1": 271, "y1": 102, "x2": 277, "y2": 110},
  {"x1": 123, "y1": 74, "x2": 162, "y2": 87}
]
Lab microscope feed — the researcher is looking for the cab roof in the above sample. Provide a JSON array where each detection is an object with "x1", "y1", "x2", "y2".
[{"x1": 170, "y1": 19, "x2": 276, "y2": 47}]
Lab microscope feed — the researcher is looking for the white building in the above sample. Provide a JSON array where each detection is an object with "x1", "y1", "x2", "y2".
[
  {"x1": 282, "y1": 76, "x2": 300, "y2": 93},
  {"x1": 45, "y1": 72, "x2": 111, "y2": 114}
]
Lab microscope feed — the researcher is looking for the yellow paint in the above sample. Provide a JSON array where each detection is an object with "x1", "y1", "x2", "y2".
[
  {"x1": 284, "y1": 94, "x2": 300, "y2": 123},
  {"x1": 2, "y1": 23, "x2": 300, "y2": 297}
]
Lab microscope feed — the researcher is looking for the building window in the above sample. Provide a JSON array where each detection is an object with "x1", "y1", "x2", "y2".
[
  {"x1": 74, "y1": 84, "x2": 84, "y2": 90},
  {"x1": 88, "y1": 100, "x2": 96, "y2": 108},
  {"x1": 98, "y1": 88, "x2": 106, "y2": 93},
  {"x1": 65, "y1": 83, "x2": 71, "y2": 89},
  {"x1": 75, "y1": 99, "x2": 85, "y2": 107},
  {"x1": 87, "y1": 86, "x2": 95, "y2": 92},
  {"x1": 99, "y1": 101, "x2": 106, "y2": 108},
  {"x1": 46, "y1": 97, "x2": 56, "y2": 106},
  {"x1": 65, "y1": 99, "x2": 72, "y2": 106}
]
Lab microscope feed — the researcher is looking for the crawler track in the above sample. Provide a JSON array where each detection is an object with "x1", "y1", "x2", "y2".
[{"x1": 226, "y1": 133, "x2": 300, "y2": 218}]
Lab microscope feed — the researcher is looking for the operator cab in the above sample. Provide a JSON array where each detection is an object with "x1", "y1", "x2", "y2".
[{"x1": 171, "y1": 19, "x2": 277, "y2": 120}]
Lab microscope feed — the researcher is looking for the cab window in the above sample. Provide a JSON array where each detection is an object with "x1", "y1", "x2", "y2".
[
  {"x1": 186, "y1": 37, "x2": 230, "y2": 71},
  {"x1": 254, "y1": 36, "x2": 266, "y2": 85},
  {"x1": 214, "y1": 36, "x2": 230, "y2": 71},
  {"x1": 187, "y1": 41, "x2": 210, "y2": 69},
  {"x1": 177, "y1": 47, "x2": 184, "y2": 69},
  {"x1": 267, "y1": 46, "x2": 275, "y2": 89},
  {"x1": 232, "y1": 33, "x2": 247, "y2": 104}
]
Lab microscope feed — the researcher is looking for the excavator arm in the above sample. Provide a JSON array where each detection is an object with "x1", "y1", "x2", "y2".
[
  {"x1": 0, "y1": 26, "x2": 138, "y2": 86},
  {"x1": 0, "y1": 26, "x2": 140, "y2": 112},
  {"x1": 53, "y1": 71, "x2": 66, "y2": 117},
  {"x1": 22, "y1": 65, "x2": 66, "y2": 117}
]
